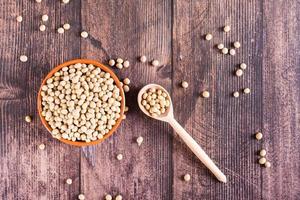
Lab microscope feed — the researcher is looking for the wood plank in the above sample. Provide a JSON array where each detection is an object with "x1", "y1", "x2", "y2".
[
  {"x1": 0, "y1": 0, "x2": 81, "y2": 199},
  {"x1": 262, "y1": 0, "x2": 300, "y2": 199},
  {"x1": 172, "y1": 0, "x2": 264, "y2": 199},
  {"x1": 80, "y1": 0, "x2": 173, "y2": 199}
]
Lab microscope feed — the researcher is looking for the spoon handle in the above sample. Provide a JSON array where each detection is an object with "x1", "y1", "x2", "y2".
[{"x1": 168, "y1": 118, "x2": 227, "y2": 183}]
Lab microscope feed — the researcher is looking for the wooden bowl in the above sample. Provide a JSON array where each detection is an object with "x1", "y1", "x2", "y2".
[{"x1": 37, "y1": 59, "x2": 125, "y2": 147}]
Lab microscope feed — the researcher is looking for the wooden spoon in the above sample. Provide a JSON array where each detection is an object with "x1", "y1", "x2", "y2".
[{"x1": 137, "y1": 84, "x2": 227, "y2": 183}]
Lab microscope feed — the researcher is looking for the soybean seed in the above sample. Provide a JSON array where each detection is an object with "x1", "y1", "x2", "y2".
[
  {"x1": 233, "y1": 91, "x2": 239, "y2": 98},
  {"x1": 255, "y1": 132, "x2": 263, "y2": 140},
  {"x1": 223, "y1": 25, "x2": 231, "y2": 32},
  {"x1": 62, "y1": 0, "x2": 70, "y2": 4},
  {"x1": 41, "y1": 14, "x2": 48, "y2": 22},
  {"x1": 36, "y1": 0, "x2": 42, "y2": 2},
  {"x1": 108, "y1": 59, "x2": 115, "y2": 66},
  {"x1": 152, "y1": 60, "x2": 159, "y2": 67},
  {"x1": 116, "y1": 63, "x2": 123, "y2": 69},
  {"x1": 16, "y1": 16, "x2": 23, "y2": 22},
  {"x1": 140, "y1": 55, "x2": 147, "y2": 63},
  {"x1": 233, "y1": 41, "x2": 241, "y2": 48},
  {"x1": 123, "y1": 85, "x2": 130, "y2": 92},
  {"x1": 63, "y1": 23, "x2": 71, "y2": 30},
  {"x1": 264, "y1": 161, "x2": 271, "y2": 168},
  {"x1": 81, "y1": 31, "x2": 88, "y2": 38},
  {"x1": 222, "y1": 48, "x2": 228, "y2": 54},
  {"x1": 235, "y1": 69, "x2": 243, "y2": 77},
  {"x1": 123, "y1": 78, "x2": 130, "y2": 85},
  {"x1": 259, "y1": 157, "x2": 266, "y2": 165},
  {"x1": 217, "y1": 43, "x2": 224, "y2": 49},
  {"x1": 229, "y1": 49, "x2": 236, "y2": 55},
  {"x1": 66, "y1": 178, "x2": 72, "y2": 185},
  {"x1": 105, "y1": 194, "x2": 112, "y2": 200},
  {"x1": 116, "y1": 58, "x2": 123, "y2": 64},
  {"x1": 181, "y1": 81, "x2": 188, "y2": 88},
  {"x1": 205, "y1": 33, "x2": 213, "y2": 40},
  {"x1": 117, "y1": 154, "x2": 123, "y2": 160},
  {"x1": 115, "y1": 195, "x2": 122, "y2": 200},
  {"x1": 243, "y1": 88, "x2": 251, "y2": 94},
  {"x1": 25, "y1": 115, "x2": 32, "y2": 123},
  {"x1": 202, "y1": 91, "x2": 210, "y2": 98},
  {"x1": 183, "y1": 174, "x2": 191, "y2": 182},
  {"x1": 240, "y1": 63, "x2": 247, "y2": 70},
  {"x1": 123, "y1": 60, "x2": 130, "y2": 68},
  {"x1": 39, "y1": 143, "x2": 45, "y2": 150},
  {"x1": 20, "y1": 55, "x2": 28, "y2": 62},
  {"x1": 136, "y1": 136, "x2": 143, "y2": 146},
  {"x1": 259, "y1": 149, "x2": 267, "y2": 157},
  {"x1": 78, "y1": 194, "x2": 85, "y2": 200},
  {"x1": 57, "y1": 27, "x2": 64, "y2": 34},
  {"x1": 39, "y1": 24, "x2": 46, "y2": 32}
]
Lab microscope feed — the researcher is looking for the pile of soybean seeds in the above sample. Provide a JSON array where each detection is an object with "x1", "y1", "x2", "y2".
[
  {"x1": 141, "y1": 88, "x2": 170, "y2": 117},
  {"x1": 40, "y1": 63, "x2": 122, "y2": 142}
]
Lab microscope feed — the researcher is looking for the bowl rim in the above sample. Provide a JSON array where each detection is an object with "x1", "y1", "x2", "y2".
[{"x1": 37, "y1": 59, "x2": 125, "y2": 147}]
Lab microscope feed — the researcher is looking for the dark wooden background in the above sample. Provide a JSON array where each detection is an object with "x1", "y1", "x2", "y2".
[{"x1": 0, "y1": 0, "x2": 299, "y2": 199}]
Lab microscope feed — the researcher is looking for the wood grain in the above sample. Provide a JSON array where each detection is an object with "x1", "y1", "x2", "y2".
[{"x1": 0, "y1": 0, "x2": 299, "y2": 199}]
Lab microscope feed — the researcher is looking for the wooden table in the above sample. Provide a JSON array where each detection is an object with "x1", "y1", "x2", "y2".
[{"x1": 0, "y1": 0, "x2": 299, "y2": 199}]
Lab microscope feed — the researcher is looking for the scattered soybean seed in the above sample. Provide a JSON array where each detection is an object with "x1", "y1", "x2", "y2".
[
  {"x1": 124, "y1": 106, "x2": 129, "y2": 112},
  {"x1": 117, "y1": 154, "x2": 123, "y2": 160},
  {"x1": 136, "y1": 136, "x2": 144, "y2": 146},
  {"x1": 25, "y1": 115, "x2": 32, "y2": 123},
  {"x1": 116, "y1": 58, "x2": 124, "y2": 64},
  {"x1": 183, "y1": 174, "x2": 191, "y2": 182},
  {"x1": 243, "y1": 88, "x2": 251, "y2": 94},
  {"x1": 41, "y1": 14, "x2": 48, "y2": 22},
  {"x1": 123, "y1": 78, "x2": 130, "y2": 85},
  {"x1": 217, "y1": 43, "x2": 224, "y2": 49},
  {"x1": 39, "y1": 24, "x2": 46, "y2": 32},
  {"x1": 39, "y1": 143, "x2": 45, "y2": 150},
  {"x1": 259, "y1": 157, "x2": 267, "y2": 165},
  {"x1": 36, "y1": 0, "x2": 42, "y2": 2},
  {"x1": 123, "y1": 60, "x2": 130, "y2": 68},
  {"x1": 255, "y1": 132, "x2": 263, "y2": 140},
  {"x1": 108, "y1": 59, "x2": 115, "y2": 66},
  {"x1": 233, "y1": 41, "x2": 241, "y2": 48},
  {"x1": 81, "y1": 31, "x2": 88, "y2": 38},
  {"x1": 152, "y1": 60, "x2": 159, "y2": 67},
  {"x1": 105, "y1": 194, "x2": 112, "y2": 200},
  {"x1": 223, "y1": 25, "x2": 231, "y2": 32},
  {"x1": 122, "y1": 115, "x2": 126, "y2": 119},
  {"x1": 259, "y1": 149, "x2": 267, "y2": 157},
  {"x1": 229, "y1": 49, "x2": 236, "y2": 56},
  {"x1": 240, "y1": 63, "x2": 247, "y2": 70},
  {"x1": 63, "y1": 23, "x2": 71, "y2": 30},
  {"x1": 264, "y1": 161, "x2": 271, "y2": 168},
  {"x1": 222, "y1": 48, "x2": 228, "y2": 54},
  {"x1": 116, "y1": 63, "x2": 123, "y2": 69},
  {"x1": 78, "y1": 194, "x2": 85, "y2": 200},
  {"x1": 202, "y1": 91, "x2": 210, "y2": 98},
  {"x1": 115, "y1": 195, "x2": 123, "y2": 200},
  {"x1": 181, "y1": 81, "x2": 188, "y2": 89},
  {"x1": 123, "y1": 85, "x2": 130, "y2": 92},
  {"x1": 57, "y1": 27, "x2": 64, "y2": 34},
  {"x1": 62, "y1": 0, "x2": 70, "y2": 4},
  {"x1": 140, "y1": 55, "x2": 147, "y2": 63},
  {"x1": 205, "y1": 33, "x2": 213, "y2": 40},
  {"x1": 235, "y1": 69, "x2": 243, "y2": 77},
  {"x1": 233, "y1": 91, "x2": 239, "y2": 98},
  {"x1": 16, "y1": 16, "x2": 23, "y2": 22},
  {"x1": 20, "y1": 55, "x2": 28, "y2": 62},
  {"x1": 66, "y1": 178, "x2": 72, "y2": 185}
]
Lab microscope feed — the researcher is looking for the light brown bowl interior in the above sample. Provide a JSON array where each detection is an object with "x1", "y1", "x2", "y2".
[{"x1": 37, "y1": 59, "x2": 125, "y2": 147}]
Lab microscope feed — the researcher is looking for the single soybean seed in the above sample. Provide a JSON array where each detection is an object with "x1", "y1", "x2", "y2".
[
  {"x1": 108, "y1": 59, "x2": 115, "y2": 66},
  {"x1": 20, "y1": 55, "x2": 28, "y2": 62},
  {"x1": 243, "y1": 88, "x2": 251, "y2": 94},
  {"x1": 116, "y1": 63, "x2": 123, "y2": 69},
  {"x1": 39, "y1": 24, "x2": 46, "y2": 32},
  {"x1": 39, "y1": 143, "x2": 45, "y2": 150},
  {"x1": 123, "y1": 85, "x2": 130, "y2": 92},
  {"x1": 116, "y1": 58, "x2": 124, "y2": 64},
  {"x1": 115, "y1": 195, "x2": 123, "y2": 200},
  {"x1": 240, "y1": 63, "x2": 247, "y2": 70},
  {"x1": 235, "y1": 69, "x2": 243, "y2": 77},
  {"x1": 223, "y1": 25, "x2": 231, "y2": 32},
  {"x1": 136, "y1": 136, "x2": 143, "y2": 146},
  {"x1": 57, "y1": 27, "x2": 64, "y2": 34},
  {"x1": 233, "y1": 91, "x2": 239, "y2": 98},
  {"x1": 202, "y1": 91, "x2": 210, "y2": 98},
  {"x1": 181, "y1": 81, "x2": 188, "y2": 88},
  {"x1": 123, "y1": 60, "x2": 130, "y2": 68},
  {"x1": 205, "y1": 33, "x2": 213, "y2": 40},
  {"x1": 78, "y1": 194, "x2": 85, "y2": 200},
  {"x1": 229, "y1": 49, "x2": 236, "y2": 55},
  {"x1": 217, "y1": 43, "x2": 224, "y2": 49},
  {"x1": 122, "y1": 115, "x2": 126, "y2": 119},
  {"x1": 259, "y1": 157, "x2": 266, "y2": 165},
  {"x1": 183, "y1": 174, "x2": 191, "y2": 182},
  {"x1": 233, "y1": 41, "x2": 241, "y2": 48},
  {"x1": 105, "y1": 194, "x2": 112, "y2": 200},
  {"x1": 36, "y1": 0, "x2": 42, "y2": 2},
  {"x1": 140, "y1": 55, "x2": 147, "y2": 63},
  {"x1": 152, "y1": 60, "x2": 159, "y2": 67},
  {"x1": 63, "y1": 23, "x2": 71, "y2": 30},
  {"x1": 41, "y1": 14, "x2": 48, "y2": 22},
  {"x1": 16, "y1": 16, "x2": 23, "y2": 22},
  {"x1": 66, "y1": 178, "x2": 72, "y2": 185},
  {"x1": 62, "y1": 0, "x2": 70, "y2": 4},
  {"x1": 81, "y1": 31, "x2": 88, "y2": 38},
  {"x1": 123, "y1": 78, "x2": 130, "y2": 85},
  {"x1": 264, "y1": 161, "x2": 271, "y2": 168},
  {"x1": 124, "y1": 106, "x2": 129, "y2": 112},
  {"x1": 259, "y1": 149, "x2": 267, "y2": 157},
  {"x1": 255, "y1": 132, "x2": 263, "y2": 140},
  {"x1": 222, "y1": 48, "x2": 228, "y2": 54},
  {"x1": 117, "y1": 154, "x2": 123, "y2": 160}
]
